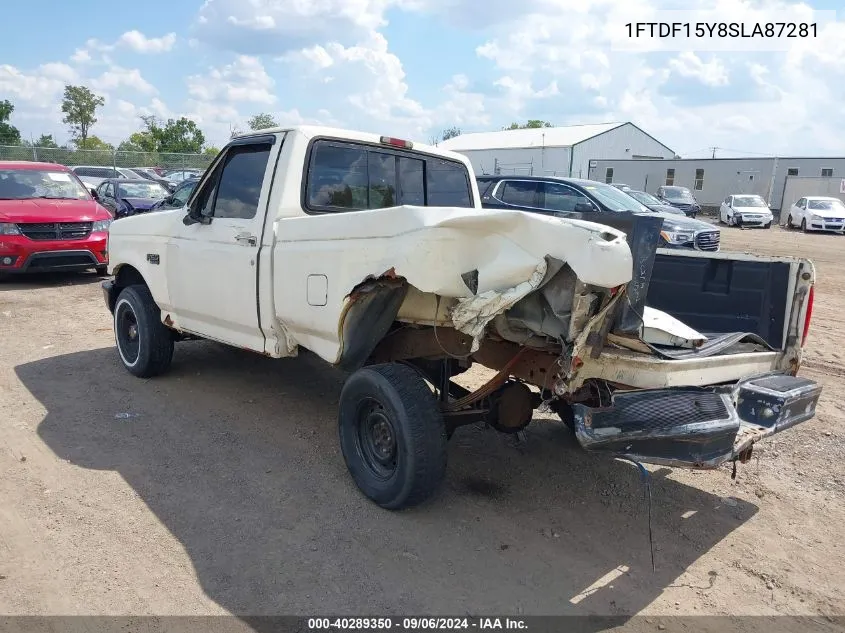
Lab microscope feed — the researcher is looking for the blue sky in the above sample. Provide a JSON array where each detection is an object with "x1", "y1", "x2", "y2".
[{"x1": 1, "y1": 0, "x2": 843, "y2": 157}]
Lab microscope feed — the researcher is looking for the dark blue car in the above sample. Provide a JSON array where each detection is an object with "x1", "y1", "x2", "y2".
[{"x1": 92, "y1": 178, "x2": 170, "y2": 218}]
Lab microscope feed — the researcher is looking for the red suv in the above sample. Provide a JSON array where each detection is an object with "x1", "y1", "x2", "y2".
[{"x1": 0, "y1": 161, "x2": 113, "y2": 278}]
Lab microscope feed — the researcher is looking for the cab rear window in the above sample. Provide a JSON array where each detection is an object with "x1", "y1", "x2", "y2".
[{"x1": 304, "y1": 139, "x2": 473, "y2": 212}]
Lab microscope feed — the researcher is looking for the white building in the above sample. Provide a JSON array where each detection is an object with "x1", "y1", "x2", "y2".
[{"x1": 438, "y1": 122, "x2": 675, "y2": 180}]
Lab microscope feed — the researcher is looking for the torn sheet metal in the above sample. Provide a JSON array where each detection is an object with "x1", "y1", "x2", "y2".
[
  {"x1": 450, "y1": 258, "x2": 549, "y2": 352},
  {"x1": 640, "y1": 306, "x2": 708, "y2": 349}
]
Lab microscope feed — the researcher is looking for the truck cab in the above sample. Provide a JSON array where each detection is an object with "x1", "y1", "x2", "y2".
[{"x1": 101, "y1": 126, "x2": 821, "y2": 510}]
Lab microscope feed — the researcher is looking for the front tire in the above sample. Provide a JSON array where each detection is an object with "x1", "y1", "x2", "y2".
[
  {"x1": 339, "y1": 363, "x2": 447, "y2": 510},
  {"x1": 113, "y1": 285, "x2": 174, "y2": 378},
  {"x1": 801, "y1": 218, "x2": 808, "y2": 233}
]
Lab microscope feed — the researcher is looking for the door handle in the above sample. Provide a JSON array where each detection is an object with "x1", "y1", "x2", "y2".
[{"x1": 235, "y1": 232, "x2": 257, "y2": 246}]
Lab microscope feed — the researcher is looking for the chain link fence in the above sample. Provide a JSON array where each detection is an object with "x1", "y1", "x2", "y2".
[{"x1": 0, "y1": 145, "x2": 215, "y2": 171}]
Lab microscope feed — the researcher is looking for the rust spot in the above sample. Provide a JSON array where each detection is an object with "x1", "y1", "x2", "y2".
[
  {"x1": 163, "y1": 314, "x2": 174, "y2": 327},
  {"x1": 381, "y1": 267, "x2": 397, "y2": 279}
]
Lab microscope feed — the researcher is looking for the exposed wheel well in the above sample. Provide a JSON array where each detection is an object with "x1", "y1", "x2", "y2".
[{"x1": 105, "y1": 265, "x2": 147, "y2": 313}]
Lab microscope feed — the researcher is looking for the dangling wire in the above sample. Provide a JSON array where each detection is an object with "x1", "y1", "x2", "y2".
[{"x1": 619, "y1": 457, "x2": 656, "y2": 573}]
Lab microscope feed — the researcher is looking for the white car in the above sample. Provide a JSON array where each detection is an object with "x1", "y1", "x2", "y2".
[
  {"x1": 786, "y1": 196, "x2": 845, "y2": 233},
  {"x1": 68, "y1": 166, "x2": 137, "y2": 190},
  {"x1": 719, "y1": 194, "x2": 773, "y2": 228}
]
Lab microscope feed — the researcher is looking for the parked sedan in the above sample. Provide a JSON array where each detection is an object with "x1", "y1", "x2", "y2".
[
  {"x1": 719, "y1": 194, "x2": 773, "y2": 228},
  {"x1": 92, "y1": 179, "x2": 169, "y2": 219},
  {"x1": 68, "y1": 165, "x2": 137, "y2": 189},
  {"x1": 476, "y1": 175, "x2": 720, "y2": 251},
  {"x1": 625, "y1": 189, "x2": 686, "y2": 216},
  {"x1": 656, "y1": 185, "x2": 701, "y2": 218},
  {"x1": 785, "y1": 196, "x2": 845, "y2": 233}
]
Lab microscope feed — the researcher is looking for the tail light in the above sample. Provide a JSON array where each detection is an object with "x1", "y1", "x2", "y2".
[
  {"x1": 380, "y1": 136, "x2": 413, "y2": 149},
  {"x1": 801, "y1": 285, "x2": 814, "y2": 347}
]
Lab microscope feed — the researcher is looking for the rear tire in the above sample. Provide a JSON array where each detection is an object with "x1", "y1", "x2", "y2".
[
  {"x1": 339, "y1": 363, "x2": 447, "y2": 510},
  {"x1": 113, "y1": 285, "x2": 174, "y2": 378}
]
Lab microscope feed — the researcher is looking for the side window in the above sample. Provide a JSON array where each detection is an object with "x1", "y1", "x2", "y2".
[
  {"x1": 208, "y1": 144, "x2": 272, "y2": 219},
  {"x1": 75, "y1": 168, "x2": 92, "y2": 177},
  {"x1": 95, "y1": 168, "x2": 113, "y2": 178},
  {"x1": 368, "y1": 152, "x2": 397, "y2": 209},
  {"x1": 542, "y1": 182, "x2": 590, "y2": 212},
  {"x1": 426, "y1": 159, "x2": 472, "y2": 207},
  {"x1": 498, "y1": 181, "x2": 540, "y2": 207},
  {"x1": 724, "y1": 196, "x2": 731, "y2": 205},
  {"x1": 307, "y1": 143, "x2": 368, "y2": 211},
  {"x1": 104, "y1": 183, "x2": 114, "y2": 198},
  {"x1": 787, "y1": 168, "x2": 799, "y2": 177}
]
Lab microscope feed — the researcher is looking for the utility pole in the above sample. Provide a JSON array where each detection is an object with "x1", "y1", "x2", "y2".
[{"x1": 710, "y1": 147, "x2": 718, "y2": 159}]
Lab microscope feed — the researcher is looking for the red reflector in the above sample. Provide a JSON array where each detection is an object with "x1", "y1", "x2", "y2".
[
  {"x1": 380, "y1": 136, "x2": 413, "y2": 149},
  {"x1": 801, "y1": 285, "x2": 814, "y2": 347}
]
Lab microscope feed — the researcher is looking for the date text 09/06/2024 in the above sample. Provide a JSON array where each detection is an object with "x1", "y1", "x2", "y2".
[
  {"x1": 625, "y1": 22, "x2": 817, "y2": 38},
  {"x1": 307, "y1": 618, "x2": 528, "y2": 630}
]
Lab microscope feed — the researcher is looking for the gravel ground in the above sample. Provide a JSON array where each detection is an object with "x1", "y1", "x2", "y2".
[{"x1": 0, "y1": 222, "x2": 843, "y2": 627}]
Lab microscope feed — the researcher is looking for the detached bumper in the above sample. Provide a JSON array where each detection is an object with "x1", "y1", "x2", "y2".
[{"x1": 572, "y1": 373, "x2": 821, "y2": 469}]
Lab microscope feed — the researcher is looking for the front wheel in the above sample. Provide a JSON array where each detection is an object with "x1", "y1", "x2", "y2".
[
  {"x1": 339, "y1": 363, "x2": 447, "y2": 510},
  {"x1": 113, "y1": 285, "x2": 174, "y2": 378},
  {"x1": 801, "y1": 218, "x2": 808, "y2": 233}
]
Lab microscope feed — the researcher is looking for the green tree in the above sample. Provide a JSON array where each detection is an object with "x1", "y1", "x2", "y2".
[
  {"x1": 140, "y1": 116, "x2": 205, "y2": 153},
  {"x1": 76, "y1": 135, "x2": 114, "y2": 150},
  {"x1": 0, "y1": 99, "x2": 21, "y2": 145},
  {"x1": 503, "y1": 120, "x2": 553, "y2": 130},
  {"x1": 440, "y1": 126, "x2": 462, "y2": 140},
  {"x1": 203, "y1": 146, "x2": 220, "y2": 157},
  {"x1": 61, "y1": 85, "x2": 105, "y2": 147},
  {"x1": 34, "y1": 134, "x2": 59, "y2": 148},
  {"x1": 247, "y1": 112, "x2": 278, "y2": 131}
]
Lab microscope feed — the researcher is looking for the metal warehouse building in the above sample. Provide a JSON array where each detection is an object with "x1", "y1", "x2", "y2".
[
  {"x1": 438, "y1": 122, "x2": 675, "y2": 180},
  {"x1": 589, "y1": 157, "x2": 845, "y2": 212}
]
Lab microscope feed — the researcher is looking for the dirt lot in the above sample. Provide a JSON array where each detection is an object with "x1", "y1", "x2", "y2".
[{"x1": 1, "y1": 223, "x2": 844, "y2": 625}]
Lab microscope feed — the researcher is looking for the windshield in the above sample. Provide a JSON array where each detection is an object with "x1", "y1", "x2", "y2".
[
  {"x1": 580, "y1": 182, "x2": 651, "y2": 213},
  {"x1": 0, "y1": 169, "x2": 91, "y2": 200},
  {"x1": 662, "y1": 186, "x2": 695, "y2": 201},
  {"x1": 117, "y1": 182, "x2": 168, "y2": 199},
  {"x1": 734, "y1": 195, "x2": 767, "y2": 208},
  {"x1": 808, "y1": 199, "x2": 845, "y2": 211},
  {"x1": 628, "y1": 190, "x2": 662, "y2": 206}
]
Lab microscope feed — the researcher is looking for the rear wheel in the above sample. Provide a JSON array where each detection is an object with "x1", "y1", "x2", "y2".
[
  {"x1": 339, "y1": 363, "x2": 447, "y2": 510},
  {"x1": 113, "y1": 285, "x2": 174, "y2": 378},
  {"x1": 786, "y1": 214, "x2": 793, "y2": 229}
]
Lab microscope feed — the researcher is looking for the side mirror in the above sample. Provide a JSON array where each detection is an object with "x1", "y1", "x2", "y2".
[
  {"x1": 182, "y1": 203, "x2": 211, "y2": 226},
  {"x1": 574, "y1": 202, "x2": 595, "y2": 213},
  {"x1": 90, "y1": 189, "x2": 99, "y2": 200}
]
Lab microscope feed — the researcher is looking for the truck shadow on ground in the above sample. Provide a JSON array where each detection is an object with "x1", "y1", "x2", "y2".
[
  {"x1": 0, "y1": 270, "x2": 104, "y2": 292},
  {"x1": 18, "y1": 341, "x2": 757, "y2": 625}
]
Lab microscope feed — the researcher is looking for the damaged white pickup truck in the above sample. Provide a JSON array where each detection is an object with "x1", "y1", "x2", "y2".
[{"x1": 102, "y1": 126, "x2": 822, "y2": 509}]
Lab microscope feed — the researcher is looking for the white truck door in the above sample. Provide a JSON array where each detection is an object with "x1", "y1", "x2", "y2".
[{"x1": 165, "y1": 135, "x2": 279, "y2": 351}]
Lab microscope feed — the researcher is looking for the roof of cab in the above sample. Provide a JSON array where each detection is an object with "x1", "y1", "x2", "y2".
[
  {"x1": 0, "y1": 161, "x2": 69, "y2": 171},
  {"x1": 232, "y1": 125, "x2": 471, "y2": 164}
]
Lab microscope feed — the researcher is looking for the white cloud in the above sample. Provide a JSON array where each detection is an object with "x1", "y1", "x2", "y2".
[
  {"x1": 117, "y1": 31, "x2": 177, "y2": 54},
  {"x1": 91, "y1": 67, "x2": 157, "y2": 95},
  {"x1": 195, "y1": 0, "x2": 395, "y2": 53},
  {"x1": 187, "y1": 55, "x2": 276, "y2": 104},
  {"x1": 668, "y1": 52, "x2": 730, "y2": 86}
]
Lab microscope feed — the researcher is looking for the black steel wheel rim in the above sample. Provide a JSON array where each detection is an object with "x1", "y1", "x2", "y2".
[
  {"x1": 116, "y1": 303, "x2": 140, "y2": 364},
  {"x1": 355, "y1": 398, "x2": 398, "y2": 480}
]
